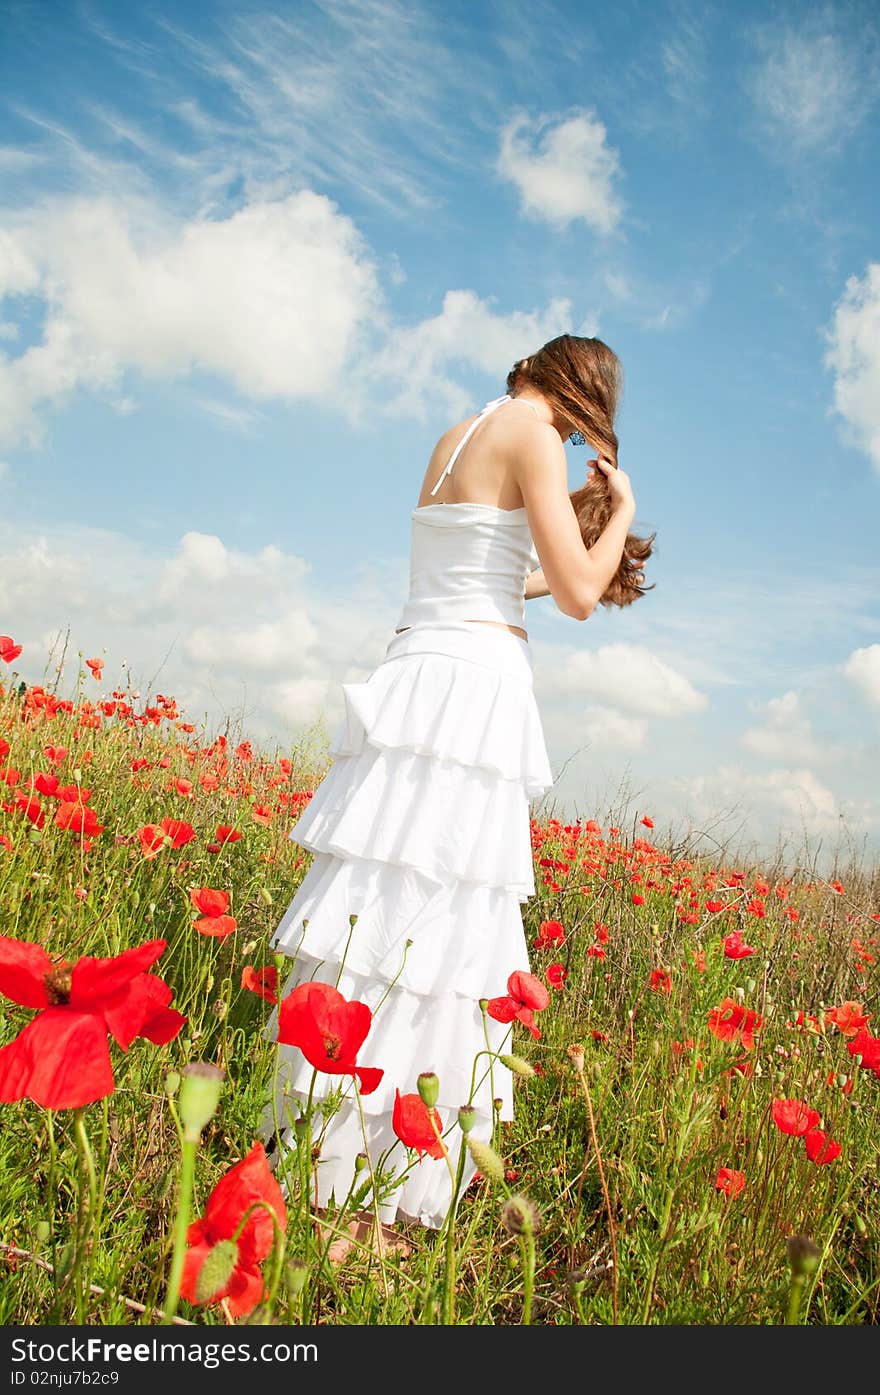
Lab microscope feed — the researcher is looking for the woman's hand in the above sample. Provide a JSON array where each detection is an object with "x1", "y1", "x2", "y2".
[{"x1": 588, "y1": 456, "x2": 635, "y2": 518}]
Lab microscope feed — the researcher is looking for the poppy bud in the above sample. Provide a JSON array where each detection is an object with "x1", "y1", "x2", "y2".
[
  {"x1": 787, "y1": 1235, "x2": 820, "y2": 1277},
  {"x1": 195, "y1": 1238, "x2": 239, "y2": 1303},
  {"x1": 457, "y1": 1105, "x2": 476, "y2": 1135},
  {"x1": 259, "y1": 887, "x2": 273, "y2": 905},
  {"x1": 349, "y1": 913, "x2": 359, "y2": 927},
  {"x1": 499, "y1": 1054, "x2": 535, "y2": 1077},
  {"x1": 164, "y1": 1070, "x2": 181, "y2": 1097},
  {"x1": 34, "y1": 1220, "x2": 51, "y2": 1244},
  {"x1": 478, "y1": 998, "x2": 489, "y2": 1013},
  {"x1": 745, "y1": 978, "x2": 756, "y2": 994},
  {"x1": 467, "y1": 1138, "x2": 505, "y2": 1183},
  {"x1": 286, "y1": 1258, "x2": 308, "y2": 1297},
  {"x1": 502, "y1": 1194, "x2": 541, "y2": 1237},
  {"x1": 417, "y1": 1072, "x2": 439, "y2": 1107},
  {"x1": 178, "y1": 1061, "x2": 224, "y2": 1141}
]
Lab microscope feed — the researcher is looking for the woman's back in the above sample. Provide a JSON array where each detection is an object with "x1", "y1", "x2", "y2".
[
  {"x1": 396, "y1": 396, "x2": 543, "y2": 636},
  {"x1": 416, "y1": 394, "x2": 544, "y2": 513}
]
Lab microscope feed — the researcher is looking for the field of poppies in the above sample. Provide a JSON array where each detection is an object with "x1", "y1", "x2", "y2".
[{"x1": 0, "y1": 636, "x2": 877, "y2": 1326}]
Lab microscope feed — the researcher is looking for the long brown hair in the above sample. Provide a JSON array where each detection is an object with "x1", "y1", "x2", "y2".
[{"x1": 506, "y1": 334, "x2": 654, "y2": 608}]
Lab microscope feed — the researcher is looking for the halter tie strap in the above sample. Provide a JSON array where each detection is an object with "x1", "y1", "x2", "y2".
[{"x1": 429, "y1": 394, "x2": 539, "y2": 497}]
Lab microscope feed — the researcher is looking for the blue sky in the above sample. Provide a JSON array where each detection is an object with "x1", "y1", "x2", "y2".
[{"x1": 1, "y1": 0, "x2": 878, "y2": 871}]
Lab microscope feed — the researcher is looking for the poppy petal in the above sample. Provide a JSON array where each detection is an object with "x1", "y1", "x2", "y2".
[
  {"x1": 0, "y1": 1009, "x2": 115, "y2": 1109},
  {"x1": 0, "y1": 937, "x2": 53, "y2": 1009},
  {"x1": 355, "y1": 1066, "x2": 384, "y2": 1095},
  {"x1": 69, "y1": 940, "x2": 167, "y2": 1007},
  {"x1": 202, "y1": 1142, "x2": 286, "y2": 1262}
]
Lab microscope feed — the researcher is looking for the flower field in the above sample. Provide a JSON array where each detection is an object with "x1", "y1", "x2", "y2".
[{"x1": 0, "y1": 637, "x2": 877, "y2": 1326}]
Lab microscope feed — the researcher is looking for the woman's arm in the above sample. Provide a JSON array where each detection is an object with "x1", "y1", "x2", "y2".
[
  {"x1": 524, "y1": 567, "x2": 551, "y2": 600},
  {"x1": 511, "y1": 423, "x2": 636, "y2": 620}
]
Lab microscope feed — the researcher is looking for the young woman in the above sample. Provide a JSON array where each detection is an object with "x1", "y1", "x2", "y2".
[{"x1": 264, "y1": 334, "x2": 652, "y2": 1256}]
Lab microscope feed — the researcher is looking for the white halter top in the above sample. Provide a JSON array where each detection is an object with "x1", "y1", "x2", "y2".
[{"x1": 394, "y1": 395, "x2": 541, "y2": 633}]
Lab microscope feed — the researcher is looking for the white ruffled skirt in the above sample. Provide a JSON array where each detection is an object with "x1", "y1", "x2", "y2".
[{"x1": 262, "y1": 620, "x2": 554, "y2": 1229}]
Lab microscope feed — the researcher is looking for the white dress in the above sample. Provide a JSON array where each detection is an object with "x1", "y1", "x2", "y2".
[{"x1": 263, "y1": 395, "x2": 555, "y2": 1229}]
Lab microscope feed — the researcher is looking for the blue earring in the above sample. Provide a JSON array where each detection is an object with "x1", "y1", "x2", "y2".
[{"x1": 570, "y1": 430, "x2": 586, "y2": 446}]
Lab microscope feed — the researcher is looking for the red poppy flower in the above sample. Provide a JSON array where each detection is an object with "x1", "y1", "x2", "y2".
[
  {"x1": 190, "y1": 888, "x2": 230, "y2": 918},
  {"x1": 705, "y1": 900, "x2": 726, "y2": 914},
  {"x1": 714, "y1": 1167, "x2": 745, "y2": 1198},
  {"x1": 180, "y1": 1142, "x2": 286, "y2": 1317},
  {"x1": 825, "y1": 1002, "x2": 870, "y2": 1038},
  {"x1": 534, "y1": 919, "x2": 565, "y2": 949},
  {"x1": 640, "y1": 815, "x2": 654, "y2": 829},
  {"x1": 251, "y1": 805, "x2": 272, "y2": 826},
  {"x1": 0, "y1": 937, "x2": 185, "y2": 1110},
  {"x1": 137, "y1": 824, "x2": 165, "y2": 859},
  {"x1": 0, "y1": 636, "x2": 23, "y2": 664},
  {"x1": 241, "y1": 966, "x2": 278, "y2": 1004},
  {"x1": 487, "y1": 970, "x2": 550, "y2": 1038},
  {"x1": 159, "y1": 818, "x2": 195, "y2": 849},
  {"x1": 276, "y1": 981, "x2": 382, "y2": 1093},
  {"x1": 650, "y1": 968, "x2": 672, "y2": 994},
  {"x1": 214, "y1": 825, "x2": 241, "y2": 845},
  {"x1": 54, "y1": 802, "x2": 104, "y2": 838},
  {"x1": 804, "y1": 1127, "x2": 842, "y2": 1165},
  {"x1": 707, "y1": 997, "x2": 763, "y2": 1051},
  {"x1": 587, "y1": 945, "x2": 606, "y2": 960},
  {"x1": 771, "y1": 1098, "x2": 821, "y2": 1137},
  {"x1": 631, "y1": 893, "x2": 645, "y2": 906},
  {"x1": 722, "y1": 930, "x2": 756, "y2": 960},
  {"x1": 546, "y1": 963, "x2": 567, "y2": 989},
  {"x1": 85, "y1": 658, "x2": 104, "y2": 681},
  {"x1": 392, "y1": 1089, "x2": 446, "y2": 1159},
  {"x1": 43, "y1": 746, "x2": 67, "y2": 766},
  {"x1": 194, "y1": 915, "x2": 237, "y2": 939},
  {"x1": 847, "y1": 1028, "x2": 880, "y2": 1075}
]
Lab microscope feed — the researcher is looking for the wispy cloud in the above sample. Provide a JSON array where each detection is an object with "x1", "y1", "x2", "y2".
[{"x1": 744, "y1": 17, "x2": 879, "y2": 156}]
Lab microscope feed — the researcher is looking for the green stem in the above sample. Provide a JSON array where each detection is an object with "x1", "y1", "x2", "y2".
[
  {"x1": 438, "y1": 1132, "x2": 467, "y2": 1326},
  {"x1": 72, "y1": 1109, "x2": 98, "y2": 1323},
  {"x1": 45, "y1": 1111, "x2": 60, "y2": 1319},
  {"x1": 786, "y1": 1274, "x2": 807, "y2": 1325},
  {"x1": 520, "y1": 1232, "x2": 536, "y2": 1326},
  {"x1": 161, "y1": 1133, "x2": 198, "y2": 1325}
]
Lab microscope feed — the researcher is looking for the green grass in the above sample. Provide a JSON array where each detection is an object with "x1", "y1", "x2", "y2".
[{"x1": 0, "y1": 662, "x2": 877, "y2": 1325}]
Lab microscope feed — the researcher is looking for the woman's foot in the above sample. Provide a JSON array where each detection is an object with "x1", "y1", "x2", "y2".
[{"x1": 319, "y1": 1212, "x2": 411, "y2": 1263}]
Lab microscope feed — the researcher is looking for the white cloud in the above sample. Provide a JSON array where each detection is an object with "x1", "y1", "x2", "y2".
[
  {"x1": 0, "y1": 183, "x2": 584, "y2": 443},
  {"x1": 366, "y1": 289, "x2": 582, "y2": 420},
  {"x1": 825, "y1": 264, "x2": 880, "y2": 472},
  {"x1": 844, "y1": 643, "x2": 880, "y2": 708},
  {"x1": 0, "y1": 190, "x2": 382, "y2": 449},
  {"x1": 496, "y1": 111, "x2": 623, "y2": 234},
  {"x1": 740, "y1": 690, "x2": 827, "y2": 763},
  {"x1": 536, "y1": 642, "x2": 707, "y2": 718},
  {"x1": 0, "y1": 521, "x2": 398, "y2": 743},
  {"x1": 746, "y1": 24, "x2": 875, "y2": 153},
  {"x1": 672, "y1": 764, "x2": 843, "y2": 835}
]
